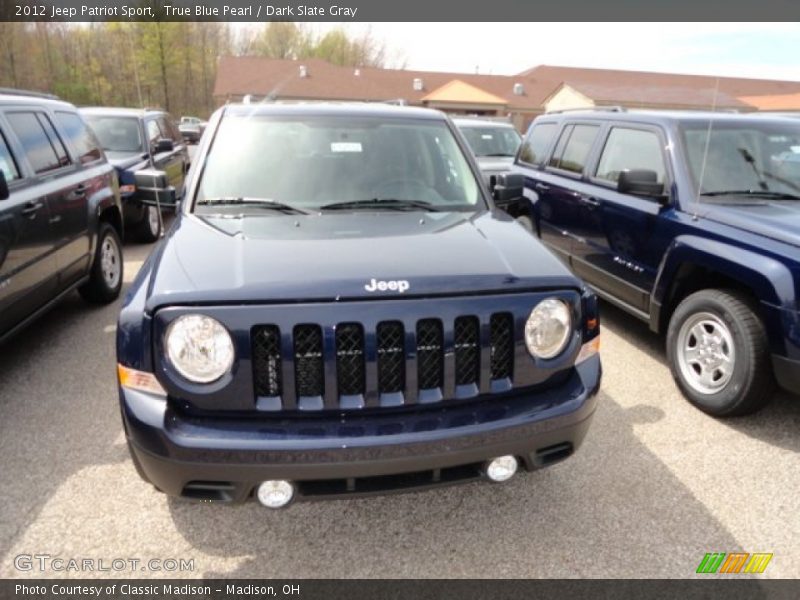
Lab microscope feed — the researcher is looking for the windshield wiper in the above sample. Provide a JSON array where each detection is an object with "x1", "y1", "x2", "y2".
[
  {"x1": 319, "y1": 198, "x2": 441, "y2": 212},
  {"x1": 196, "y1": 197, "x2": 310, "y2": 214},
  {"x1": 481, "y1": 153, "x2": 516, "y2": 157},
  {"x1": 699, "y1": 190, "x2": 800, "y2": 200}
]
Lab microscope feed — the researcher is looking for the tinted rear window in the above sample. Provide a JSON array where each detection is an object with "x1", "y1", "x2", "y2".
[
  {"x1": 0, "y1": 130, "x2": 19, "y2": 182},
  {"x1": 548, "y1": 124, "x2": 600, "y2": 174},
  {"x1": 519, "y1": 122, "x2": 557, "y2": 166},
  {"x1": 6, "y1": 111, "x2": 69, "y2": 174},
  {"x1": 56, "y1": 111, "x2": 103, "y2": 165}
]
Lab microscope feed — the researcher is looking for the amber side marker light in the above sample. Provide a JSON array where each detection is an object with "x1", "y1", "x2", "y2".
[
  {"x1": 118, "y1": 364, "x2": 167, "y2": 396},
  {"x1": 576, "y1": 336, "x2": 601, "y2": 364}
]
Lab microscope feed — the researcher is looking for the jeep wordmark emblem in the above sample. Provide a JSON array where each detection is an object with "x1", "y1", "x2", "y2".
[{"x1": 364, "y1": 278, "x2": 410, "y2": 293}]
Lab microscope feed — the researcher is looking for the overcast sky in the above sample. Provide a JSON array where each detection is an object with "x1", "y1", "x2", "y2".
[{"x1": 303, "y1": 22, "x2": 800, "y2": 80}]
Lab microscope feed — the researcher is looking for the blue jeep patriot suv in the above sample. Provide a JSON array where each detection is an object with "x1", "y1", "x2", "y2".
[
  {"x1": 498, "y1": 108, "x2": 800, "y2": 417},
  {"x1": 116, "y1": 103, "x2": 601, "y2": 506}
]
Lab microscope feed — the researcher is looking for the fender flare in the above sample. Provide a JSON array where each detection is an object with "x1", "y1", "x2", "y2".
[{"x1": 650, "y1": 235, "x2": 796, "y2": 332}]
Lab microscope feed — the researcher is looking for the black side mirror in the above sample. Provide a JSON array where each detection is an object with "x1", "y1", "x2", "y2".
[
  {"x1": 492, "y1": 172, "x2": 524, "y2": 204},
  {"x1": 153, "y1": 138, "x2": 174, "y2": 154},
  {"x1": 0, "y1": 170, "x2": 8, "y2": 201},
  {"x1": 617, "y1": 169, "x2": 665, "y2": 200},
  {"x1": 134, "y1": 169, "x2": 176, "y2": 208}
]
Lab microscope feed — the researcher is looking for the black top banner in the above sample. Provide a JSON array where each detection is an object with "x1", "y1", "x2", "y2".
[{"x1": 2, "y1": 0, "x2": 800, "y2": 21}]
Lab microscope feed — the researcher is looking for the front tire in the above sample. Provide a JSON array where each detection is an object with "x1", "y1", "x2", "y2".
[
  {"x1": 79, "y1": 223, "x2": 123, "y2": 304},
  {"x1": 138, "y1": 204, "x2": 162, "y2": 243},
  {"x1": 666, "y1": 289, "x2": 774, "y2": 417}
]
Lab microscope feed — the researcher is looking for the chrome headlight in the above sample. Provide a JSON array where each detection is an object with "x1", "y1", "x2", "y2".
[
  {"x1": 524, "y1": 298, "x2": 572, "y2": 359},
  {"x1": 165, "y1": 314, "x2": 235, "y2": 383}
]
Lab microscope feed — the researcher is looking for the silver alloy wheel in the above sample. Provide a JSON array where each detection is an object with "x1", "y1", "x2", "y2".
[
  {"x1": 147, "y1": 205, "x2": 160, "y2": 237},
  {"x1": 676, "y1": 311, "x2": 736, "y2": 395},
  {"x1": 100, "y1": 235, "x2": 121, "y2": 289}
]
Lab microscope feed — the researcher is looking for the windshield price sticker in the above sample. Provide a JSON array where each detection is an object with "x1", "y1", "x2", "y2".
[{"x1": 331, "y1": 142, "x2": 363, "y2": 153}]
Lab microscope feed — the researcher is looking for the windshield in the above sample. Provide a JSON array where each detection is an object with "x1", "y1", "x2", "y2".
[
  {"x1": 681, "y1": 120, "x2": 800, "y2": 197},
  {"x1": 83, "y1": 115, "x2": 143, "y2": 153},
  {"x1": 458, "y1": 125, "x2": 521, "y2": 157},
  {"x1": 194, "y1": 115, "x2": 483, "y2": 213}
]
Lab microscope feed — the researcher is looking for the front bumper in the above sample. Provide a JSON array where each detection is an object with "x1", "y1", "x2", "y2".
[{"x1": 121, "y1": 356, "x2": 601, "y2": 503}]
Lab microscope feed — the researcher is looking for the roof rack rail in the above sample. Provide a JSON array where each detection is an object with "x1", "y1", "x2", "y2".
[
  {"x1": 0, "y1": 87, "x2": 60, "y2": 101},
  {"x1": 546, "y1": 105, "x2": 626, "y2": 114},
  {"x1": 144, "y1": 106, "x2": 164, "y2": 112}
]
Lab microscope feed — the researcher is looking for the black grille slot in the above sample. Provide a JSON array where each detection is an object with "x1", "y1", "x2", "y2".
[
  {"x1": 252, "y1": 325, "x2": 282, "y2": 396},
  {"x1": 454, "y1": 316, "x2": 480, "y2": 386},
  {"x1": 336, "y1": 323, "x2": 365, "y2": 395},
  {"x1": 417, "y1": 319, "x2": 444, "y2": 390},
  {"x1": 377, "y1": 321, "x2": 405, "y2": 393},
  {"x1": 490, "y1": 313, "x2": 514, "y2": 380},
  {"x1": 294, "y1": 325, "x2": 324, "y2": 397}
]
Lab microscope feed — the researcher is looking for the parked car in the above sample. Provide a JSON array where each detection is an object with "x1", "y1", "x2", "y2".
[
  {"x1": 0, "y1": 89, "x2": 123, "y2": 342},
  {"x1": 178, "y1": 116, "x2": 206, "y2": 144},
  {"x1": 117, "y1": 103, "x2": 602, "y2": 507},
  {"x1": 81, "y1": 107, "x2": 189, "y2": 242},
  {"x1": 499, "y1": 108, "x2": 800, "y2": 416},
  {"x1": 453, "y1": 117, "x2": 522, "y2": 186}
]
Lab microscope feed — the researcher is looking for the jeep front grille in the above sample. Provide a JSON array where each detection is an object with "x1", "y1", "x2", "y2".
[
  {"x1": 252, "y1": 325, "x2": 281, "y2": 397},
  {"x1": 377, "y1": 321, "x2": 405, "y2": 394},
  {"x1": 490, "y1": 313, "x2": 514, "y2": 381},
  {"x1": 416, "y1": 319, "x2": 444, "y2": 390},
  {"x1": 251, "y1": 312, "x2": 519, "y2": 411},
  {"x1": 336, "y1": 323, "x2": 365, "y2": 396},
  {"x1": 454, "y1": 316, "x2": 480, "y2": 386},
  {"x1": 293, "y1": 324, "x2": 324, "y2": 398}
]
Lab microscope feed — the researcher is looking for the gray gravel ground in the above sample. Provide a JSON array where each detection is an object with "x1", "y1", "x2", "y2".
[{"x1": 1, "y1": 237, "x2": 798, "y2": 579}]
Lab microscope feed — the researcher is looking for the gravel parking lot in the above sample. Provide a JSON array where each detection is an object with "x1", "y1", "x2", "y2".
[{"x1": 1, "y1": 236, "x2": 798, "y2": 579}]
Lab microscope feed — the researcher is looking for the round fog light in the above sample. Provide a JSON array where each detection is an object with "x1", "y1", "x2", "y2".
[
  {"x1": 256, "y1": 480, "x2": 295, "y2": 508},
  {"x1": 485, "y1": 455, "x2": 519, "y2": 482}
]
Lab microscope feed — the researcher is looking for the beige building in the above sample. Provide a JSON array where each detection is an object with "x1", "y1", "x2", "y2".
[{"x1": 213, "y1": 57, "x2": 800, "y2": 131}]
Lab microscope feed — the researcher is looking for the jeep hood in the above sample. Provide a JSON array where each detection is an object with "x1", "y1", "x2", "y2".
[
  {"x1": 143, "y1": 211, "x2": 580, "y2": 309},
  {"x1": 106, "y1": 151, "x2": 148, "y2": 171},
  {"x1": 702, "y1": 200, "x2": 800, "y2": 248},
  {"x1": 475, "y1": 156, "x2": 515, "y2": 173}
]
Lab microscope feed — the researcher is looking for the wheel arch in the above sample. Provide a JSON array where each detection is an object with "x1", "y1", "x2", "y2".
[{"x1": 651, "y1": 235, "x2": 795, "y2": 334}]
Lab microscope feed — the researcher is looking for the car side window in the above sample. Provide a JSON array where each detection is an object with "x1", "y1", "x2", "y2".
[
  {"x1": 0, "y1": 130, "x2": 20, "y2": 182},
  {"x1": 55, "y1": 111, "x2": 104, "y2": 165},
  {"x1": 158, "y1": 116, "x2": 181, "y2": 142},
  {"x1": 548, "y1": 124, "x2": 600, "y2": 174},
  {"x1": 595, "y1": 127, "x2": 666, "y2": 184},
  {"x1": 6, "y1": 111, "x2": 70, "y2": 175},
  {"x1": 146, "y1": 119, "x2": 162, "y2": 146},
  {"x1": 519, "y1": 122, "x2": 557, "y2": 166}
]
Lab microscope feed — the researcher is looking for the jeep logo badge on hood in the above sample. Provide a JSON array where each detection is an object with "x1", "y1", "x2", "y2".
[{"x1": 365, "y1": 278, "x2": 409, "y2": 293}]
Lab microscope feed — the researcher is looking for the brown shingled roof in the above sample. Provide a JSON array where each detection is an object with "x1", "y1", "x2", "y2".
[
  {"x1": 212, "y1": 56, "x2": 554, "y2": 110},
  {"x1": 739, "y1": 92, "x2": 800, "y2": 111},
  {"x1": 213, "y1": 57, "x2": 800, "y2": 112},
  {"x1": 521, "y1": 64, "x2": 800, "y2": 101},
  {"x1": 561, "y1": 82, "x2": 747, "y2": 109}
]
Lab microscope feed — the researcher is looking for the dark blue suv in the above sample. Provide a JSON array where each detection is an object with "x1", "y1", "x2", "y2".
[
  {"x1": 81, "y1": 107, "x2": 188, "y2": 243},
  {"x1": 116, "y1": 103, "x2": 601, "y2": 507},
  {"x1": 499, "y1": 108, "x2": 800, "y2": 417}
]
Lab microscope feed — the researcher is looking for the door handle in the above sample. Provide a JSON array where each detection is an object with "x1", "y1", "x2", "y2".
[
  {"x1": 534, "y1": 182, "x2": 550, "y2": 192},
  {"x1": 20, "y1": 201, "x2": 43, "y2": 217},
  {"x1": 68, "y1": 184, "x2": 87, "y2": 200},
  {"x1": 579, "y1": 195, "x2": 601, "y2": 207}
]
